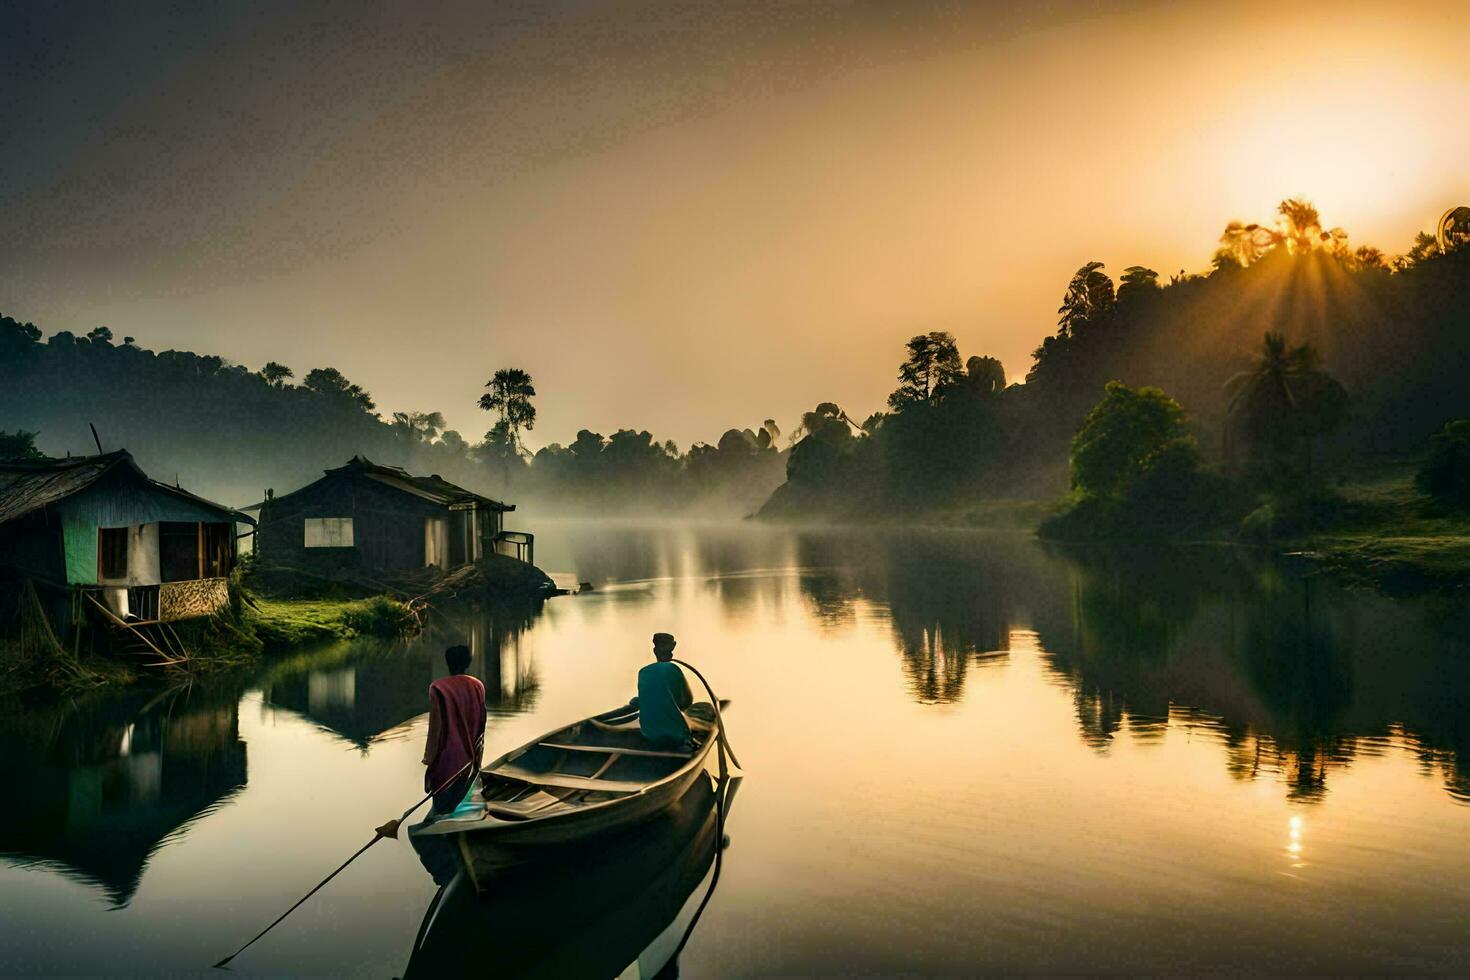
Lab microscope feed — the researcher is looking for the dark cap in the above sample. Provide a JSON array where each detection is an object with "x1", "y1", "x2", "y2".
[{"x1": 652, "y1": 632, "x2": 676, "y2": 644}]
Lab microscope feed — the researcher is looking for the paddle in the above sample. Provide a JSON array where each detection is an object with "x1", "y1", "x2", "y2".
[{"x1": 212, "y1": 741, "x2": 482, "y2": 970}]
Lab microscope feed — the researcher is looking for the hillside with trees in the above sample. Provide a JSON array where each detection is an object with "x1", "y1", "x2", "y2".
[
  {"x1": 761, "y1": 202, "x2": 1470, "y2": 528},
  {"x1": 0, "y1": 320, "x2": 785, "y2": 514}
]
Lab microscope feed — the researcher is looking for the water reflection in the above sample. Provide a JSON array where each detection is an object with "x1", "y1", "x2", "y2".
[
  {"x1": 260, "y1": 602, "x2": 542, "y2": 749},
  {"x1": 553, "y1": 523, "x2": 1470, "y2": 803},
  {"x1": 0, "y1": 684, "x2": 246, "y2": 907},
  {"x1": 404, "y1": 771, "x2": 738, "y2": 978},
  {"x1": 1031, "y1": 542, "x2": 1470, "y2": 803}
]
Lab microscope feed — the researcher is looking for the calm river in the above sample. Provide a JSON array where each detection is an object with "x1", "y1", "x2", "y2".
[{"x1": 3, "y1": 522, "x2": 1469, "y2": 975}]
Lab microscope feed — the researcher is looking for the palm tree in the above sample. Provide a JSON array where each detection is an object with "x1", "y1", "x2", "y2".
[
  {"x1": 1057, "y1": 261, "x2": 1115, "y2": 336},
  {"x1": 260, "y1": 361, "x2": 293, "y2": 388},
  {"x1": 1225, "y1": 332, "x2": 1347, "y2": 473}
]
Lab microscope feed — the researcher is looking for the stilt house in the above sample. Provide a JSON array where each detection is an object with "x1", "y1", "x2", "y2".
[
  {"x1": 255, "y1": 456, "x2": 528, "y2": 575},
  {"x1": 0, "y1": 451, "x2": 251, "y2": 629}
]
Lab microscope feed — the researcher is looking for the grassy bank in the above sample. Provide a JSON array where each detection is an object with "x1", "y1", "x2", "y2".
[
  {"x1": 247, "y1": 594, "x2": 420, "y2": 650},
  {"x1": 1281, "y1": 463, "x2": 1470, "y2": 593}
]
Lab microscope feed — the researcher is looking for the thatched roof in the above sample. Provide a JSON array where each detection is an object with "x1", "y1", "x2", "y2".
[
  {"x1": 0, "y1": 451, "x2": 137, "y2": 526},
  {"x1": 0, "y1": 451, "x2": 253, "y2": 527}
]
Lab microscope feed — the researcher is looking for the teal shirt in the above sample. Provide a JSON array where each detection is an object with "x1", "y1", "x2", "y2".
[{"x1": 637, "y1": 661, "x2": 693, "y2": 744}]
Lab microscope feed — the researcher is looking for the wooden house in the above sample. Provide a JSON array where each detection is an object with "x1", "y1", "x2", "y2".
[
  {"x1": 255, "y1": 456, "x2": 527, "y2": 576},
  {"x1": 0, "y1": 451, "x2": 251, "y2": 628}
]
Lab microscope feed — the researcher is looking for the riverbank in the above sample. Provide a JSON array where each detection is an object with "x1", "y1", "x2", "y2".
[
  {"x1": 1035, "y1": 457, "x2": 1470, "y2": 595},
  {"x1": 1279, "y1": 464, "x2": 1470, "y2": 594}
]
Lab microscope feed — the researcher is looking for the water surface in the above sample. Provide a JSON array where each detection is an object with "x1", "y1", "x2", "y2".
[{"x1": 3, "y1": 522, "x2": 1469, "y2": 975}]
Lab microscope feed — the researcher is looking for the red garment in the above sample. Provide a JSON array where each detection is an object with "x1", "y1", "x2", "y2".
[{"x1": 423, "y1": 674, "x2": 486, "y2": 795}]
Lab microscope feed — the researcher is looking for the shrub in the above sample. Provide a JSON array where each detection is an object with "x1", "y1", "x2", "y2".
[{"x1": 1418, "y1": 419, "x2": 1470, "y2": 509}]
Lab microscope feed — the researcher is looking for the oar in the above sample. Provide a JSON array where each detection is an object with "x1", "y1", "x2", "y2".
[
  {"x1": 672, "y1": 659, "x2": 742, "y2": 771},
  {"x1": 212, "y1": 743, "x2": 482, "y2": 970}
]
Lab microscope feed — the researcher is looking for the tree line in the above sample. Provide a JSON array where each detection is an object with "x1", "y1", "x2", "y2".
[
  {"x1": 761, "y1": 201, "x2": 1470, "y2": 525},
  {"x1": 4, "y1": 200, "x2": 1467, "y2": 521},
  {"x1": 0, "y1": 320, "x2": 784, "y2": 514}
]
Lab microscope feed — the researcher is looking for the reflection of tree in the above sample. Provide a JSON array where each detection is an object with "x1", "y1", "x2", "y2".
[
  {"x1": 1036, "y1": 544, "x2": 1217, "y2": 746},
  {"x1": 794, "y1": 530, "x2": 1032, "y2": 704},
  {"x1": 1037, "y1": 544, "x2": 1470, "y2": 803},
  {"x1": 0, "y1": 683, "x2": 247, "y2": 906}
]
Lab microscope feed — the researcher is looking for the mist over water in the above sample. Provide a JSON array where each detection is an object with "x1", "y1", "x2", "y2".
[{"x1": 2, "y1": 521, "x2": 1468, "y2": 974}]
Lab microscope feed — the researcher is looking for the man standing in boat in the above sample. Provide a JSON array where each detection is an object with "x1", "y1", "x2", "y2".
[
  {"x1": 422, "y1": 644, "x2": 486, "y2": 815},
  {"x1": 634, "y1": 632, "x2": 715, "y2": 749}
]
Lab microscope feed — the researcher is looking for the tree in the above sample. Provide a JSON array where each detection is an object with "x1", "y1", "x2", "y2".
[
  {"x1": 889, "y1": 332, "x2": 963, "y2": 410},
  {"x1": 1276, "y1": 198, "x2": 1324, "y2": 254},
  {"x1": 1225, "y1": 332, "x2": 1348, "y2": 470},
  {"x1": 302, "y1": 367, "x2": 376, "y2": 412},
  {"x1": 1057, "y1": 262, "x2": 1115, "y2": 336},
  {"x1": 260, "y1": 361, "x2": 294, "y2": 387},
  {"x1": 479, "y1": 368, "x2": 537, "y2": 453},
  {"x1": 1070, "y1": 381, "x2": 1198, "y2": 501},
  {"x1": 0, "y1": 315, "x2": 42, "y2": 358},
  {"x1": 86, "y1": 325, "x2": 114, "y2": 345},
  {"x1": 1117, "y1": 266, "x2": 1160, "y2": 304},
  {"x1": 1417, "y1": 419, "x2": 1470, "y2": 509},
  {"x1": 477, "y1": 419, "x2": 524, "y2": 488},
  {"x1": 0, "y1": 429, "x2": 42, "y2": 460},
  {"x1": 391, "y1": 411, "x2": 445, "y2": 442},
  {"x1": 963, "y1": 355, "x2": 1006, "y2": 396}
]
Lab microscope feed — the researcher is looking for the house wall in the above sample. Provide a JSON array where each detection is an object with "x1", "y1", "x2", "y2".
[
  {"x1": 98, "y1": 524, "x2": 162, "y2": 589},
  {"x1": 57, "y1": 470, "x2": 236, "y2": 585},
  {"x1": 0, "y1": 512, "x2": 66, "y2": 582},
  {"x1": 258, "y1": 474, "x2": 446, "y2": 574}
]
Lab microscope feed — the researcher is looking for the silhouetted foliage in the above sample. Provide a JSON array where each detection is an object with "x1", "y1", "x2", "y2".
[
  {"x1": 1225, "y1": 332, "x2": 1348, "y2": 478},
  {"x1": 0, "y1": 429, "x2": 42, "y2": 460},
  {"x1": 764, "y1": 199, "x2": 1470, "y2": 525},
  {"x1": 1418, "y1": 420, "x2": 1470, "y2": 509},
  {"x1": 889, "y1": 332, "x2": 963, "y2": 410},
  {"x1": 260, "y1": 362, "x2": 293, "y2": 388},
  {"x1": 0, "y1": 315, "x2": 784, "y2": 514},
  {"x1": 479, "y1": 369, "x2": 537, "y2": 453},
  {"x1": 302, "y1": 367, "x2": 376, "y2": 412}
]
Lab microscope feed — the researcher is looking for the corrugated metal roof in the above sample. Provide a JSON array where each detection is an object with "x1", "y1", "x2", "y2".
[{"x1": 323, "y1": 456, "x2": 514, "y2": 511}]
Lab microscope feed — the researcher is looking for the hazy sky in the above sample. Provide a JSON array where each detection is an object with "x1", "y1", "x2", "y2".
[{"x1": 4, "y1": 0, "x2": 1468, "y2": 449}]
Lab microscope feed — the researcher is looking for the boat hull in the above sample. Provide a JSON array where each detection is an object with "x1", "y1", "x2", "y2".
[{"x1": 455, "y1": 744, "x2": 712, "y2": 889}]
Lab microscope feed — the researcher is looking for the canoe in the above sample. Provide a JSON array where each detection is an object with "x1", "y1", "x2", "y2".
[
  {"x1": 408, "y1": 700, "x2": 730, "y2": 892},
  {"x1": 404, "y1": 770, "x2": 740, "y2": 978}
]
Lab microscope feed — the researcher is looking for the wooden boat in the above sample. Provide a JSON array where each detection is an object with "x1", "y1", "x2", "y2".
[
  {"x1": 408, "y1": 701, "x2": 730, "y2": 892},
  {"x1": 404, "y1": 771, "x2": 740, "y2": 978}
]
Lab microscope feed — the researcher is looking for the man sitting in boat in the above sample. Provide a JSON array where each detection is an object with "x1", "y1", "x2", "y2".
[
  {"x1": 422, "y1": 644, "x2": 486, "y2": 815},
  {"x1": 633, "y1": 632, "x2": 715, "y2": 750}
]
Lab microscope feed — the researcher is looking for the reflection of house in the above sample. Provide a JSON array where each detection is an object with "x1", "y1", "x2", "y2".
[
  {"x1": 262, "y1": 614, "x2": 540, "y2": 748},
  {"x1": 0, "y1": 451, "x2": 251, "y2": 626},
  {"x1": 0, "y1": 689, "x2": 248, "y2": 907},
  {"x1": 255, "y1": 456, "x2": 530, "y2": 575}
]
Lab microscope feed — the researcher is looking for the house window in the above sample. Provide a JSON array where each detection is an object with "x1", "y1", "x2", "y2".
[
  {"x1": 98, "y1": 527, "x2": 129, "y2": 580},
  {"x1": 305, "y1": 517, "x2": 354, "y2": 548}
]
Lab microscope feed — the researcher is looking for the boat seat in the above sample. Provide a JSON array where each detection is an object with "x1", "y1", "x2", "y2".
[
  {"x1": 488, "y1": 765, "x2": 647, "y2": 794},
  {"x1": 539, "y1": 741, "x2": 694, "y2": 759}
]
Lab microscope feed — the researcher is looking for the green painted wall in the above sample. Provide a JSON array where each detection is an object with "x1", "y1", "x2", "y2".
[{"x1": 58, "y1": 473, "x2": 232, "y2": 584}]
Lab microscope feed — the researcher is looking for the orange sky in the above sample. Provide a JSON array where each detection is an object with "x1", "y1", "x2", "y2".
[{"x1": 4, "y1": 0, "x2": 1468, "y2": 448}]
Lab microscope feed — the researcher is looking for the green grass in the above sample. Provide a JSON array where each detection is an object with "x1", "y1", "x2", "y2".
[
  {"x1": 248, "y1": 594, "x2": 417, "y2": 650},
  {"x1": 1292, "y1": 464, "x2": 1470, "y2": 592}
]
